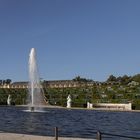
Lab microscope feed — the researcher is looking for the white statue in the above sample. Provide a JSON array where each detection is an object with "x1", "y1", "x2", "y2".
[
  {"x1": 67, "y1": 94, "x2": 72, "y2": 108},
  {"x1": 87, "y1": 102, "x2": 93, "y2": 109},
  {"x1": 7, "y1": 94, "x2": 11, "y2": 105}
]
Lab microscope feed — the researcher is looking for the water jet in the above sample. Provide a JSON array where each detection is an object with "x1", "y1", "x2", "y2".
[{"x1": 28, "y1": 48, "x2": 46, "y2": 112}]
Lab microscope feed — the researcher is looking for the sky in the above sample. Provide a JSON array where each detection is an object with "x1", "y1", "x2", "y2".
[{"x1": 0, "y1": 0, "x2": 140, "y2": 82}]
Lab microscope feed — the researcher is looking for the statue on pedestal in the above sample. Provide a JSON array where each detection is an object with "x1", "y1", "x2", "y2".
[
  {"x1": 67, "y1": 94, "x2": 72, "y2": 108},
  {"x1": 7, "y1": 94, "x2": 11, "y2": 105}
]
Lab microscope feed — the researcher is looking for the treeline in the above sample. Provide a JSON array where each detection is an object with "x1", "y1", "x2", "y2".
[
  {"x1": 106, "y1": 74, "x2": 140, "y2": 84},
  {"x1": 1, "y1": 74, "x2": 140, "y2": 86},
  {"x1": 69, "y1": 74, "x2": 140, "y2": 84},
  {"x1": 72, "y1": 74, "x2": 140, "y2": 84},
  {"x1": 72, "y1": 76, "x2": 93, "y2": 82}
]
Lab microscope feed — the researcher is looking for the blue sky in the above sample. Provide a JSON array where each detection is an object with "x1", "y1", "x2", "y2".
[{"x1": 0, "y1": 0, "x2": 140, "y2": 82}]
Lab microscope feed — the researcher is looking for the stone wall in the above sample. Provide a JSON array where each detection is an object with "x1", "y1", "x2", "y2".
[{"x1": 87, "y1": 102, "x2": 132, "y2": 110}]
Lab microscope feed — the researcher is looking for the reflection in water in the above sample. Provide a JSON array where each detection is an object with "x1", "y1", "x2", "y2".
[{"x1": 23, "y1": 113, "x2": 38, "y2": 132}]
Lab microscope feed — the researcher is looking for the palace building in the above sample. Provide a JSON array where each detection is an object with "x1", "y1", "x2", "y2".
[{"x1": 0, "y1": 80, "x2": 97, "y2": 89}]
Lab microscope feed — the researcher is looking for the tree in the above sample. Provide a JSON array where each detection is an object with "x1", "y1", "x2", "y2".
[
  {"x1": 72, "y1": 76, "x2": 93, "y2": 82},
  {"x1": 121, "y1": 75, "x2": 131, "y2": 85},
  {"x1": 107, "y1": 75, "x2": 117, "y2": 82},
  {"x1": 73, "y1": 76, "x2": 81, "y2": 81},
  {"x1": 132, "y1": 74, "x2": 140, "y2": 83},
  {"x1": 0, "y1": 80, "x2": 2, "y2": 85},
  {"x1": 5, "y1": 79, "x2": 12, "y2": 85},
  {"x1": 2, "y1": 80, "x2": 6, "y2": 85}
]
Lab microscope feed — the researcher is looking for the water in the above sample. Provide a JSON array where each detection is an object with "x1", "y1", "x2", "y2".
[
  {"x1": 28, "y1": 48, "x2": 46, "y2": 111},
  {"x1": 0, "y1": 106, "x2": 140, "y2": 140}
]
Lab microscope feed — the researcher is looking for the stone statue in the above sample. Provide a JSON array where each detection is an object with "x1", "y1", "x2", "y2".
[
  {"x1": 67, "y1": 94, "x2": 72, "y2": 108},
  {"x1": 7, "y1": 94, "x2": 11, "y2": 105}
]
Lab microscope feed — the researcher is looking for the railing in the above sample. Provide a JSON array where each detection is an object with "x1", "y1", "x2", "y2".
[
  {"x1": 96, "y1": 131, "x2": 140, "y2": 140},
  {"x1": 54, "y1": 127, "x2": 140, "y2": 140},
  {"x1": 55, "y1": 127, "x2": 58, "y2": 140},
  {"x1": 1, "y1": 126, "x2": 140, "y2": 140}
]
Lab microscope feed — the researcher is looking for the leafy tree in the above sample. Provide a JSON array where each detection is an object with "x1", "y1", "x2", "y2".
[
  {"x1": 72, "y1": 76, "x2": 93, "y2": 82},
  {"x1": 107, "y1": 75, "x2": 117, "y2": 82},
  {"x1": 132, "y1": 74, "x2": 140, "y2": 83},
  {"x1": 120, "y1": 75, "x2": 131, "y2": 85},
  {"x1": 6, "y1": 79, "x2": 12, "y2": 84},
  {"x1": 2, "y1": 80, "x2": 6, "y2": 85},
  {"x1": 0, "y1": 80, "x2": 2, "y2": 85}
]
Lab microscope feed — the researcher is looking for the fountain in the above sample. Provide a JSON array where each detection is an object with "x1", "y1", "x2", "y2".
[{"x1": 28, "y1": 48, "x2": 46, "y2": 112}]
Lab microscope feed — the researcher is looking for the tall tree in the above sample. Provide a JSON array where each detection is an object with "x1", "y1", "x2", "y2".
[
  {"x1": 6, "y1": 79, "x2": 12, "y2": 84},
  {"x1": 107, "y1": 75, "x2": 117, "y2": 82}
]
